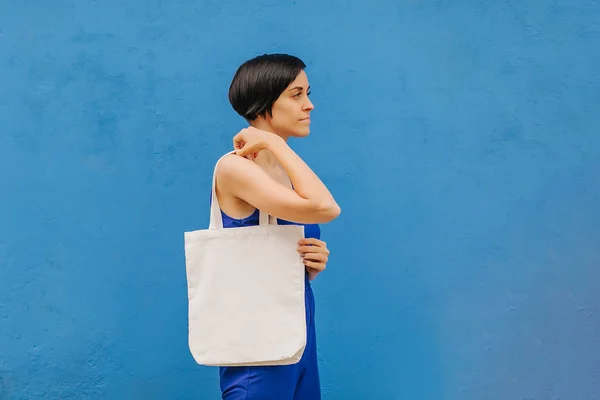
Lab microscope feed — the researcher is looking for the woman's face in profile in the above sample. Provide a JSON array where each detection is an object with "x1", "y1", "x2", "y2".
[{"x1": 266, "y1": 70, "x2": 315, "y2": 139}]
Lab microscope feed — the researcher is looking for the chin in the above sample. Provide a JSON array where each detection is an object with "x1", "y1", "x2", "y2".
[
  {"x1": 291, "y1": 127, "x2": 311, "y2": 138},
  {"x1": 278, "y1": 125, "x2": 311, "y2": 139}
]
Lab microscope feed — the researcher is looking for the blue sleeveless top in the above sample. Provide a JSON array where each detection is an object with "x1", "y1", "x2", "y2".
[
  {"x1": 208, "y1": 186, "x2": 321, "y2": 239},
  {"x1": 221, "y1": 209, "x2": 321, "y2": 240}
]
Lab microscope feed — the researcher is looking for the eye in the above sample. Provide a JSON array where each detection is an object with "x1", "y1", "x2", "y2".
[{"x1": 293, "y1": 92, "x2": 302, "y2": 97}]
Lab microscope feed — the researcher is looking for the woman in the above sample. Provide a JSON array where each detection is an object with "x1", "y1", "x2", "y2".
[{"x1": 214, "y1": 53, "x2": 341, "y2": 399}]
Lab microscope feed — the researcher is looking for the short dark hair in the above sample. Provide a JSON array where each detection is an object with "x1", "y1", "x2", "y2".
[{"x1": 228, "y1": 54, "x2": 306, "y2": 121}]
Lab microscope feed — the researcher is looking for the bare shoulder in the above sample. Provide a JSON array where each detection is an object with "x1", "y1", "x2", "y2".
[
  {"x1": 215, "y1": 153, "x2": 262, "y2": 188},
  {"x1": 216, "y1": 153, "x2": 255, "y2": 178}
]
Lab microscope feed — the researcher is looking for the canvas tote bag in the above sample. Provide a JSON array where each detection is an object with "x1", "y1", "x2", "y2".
[{"x1": 184, "y1": 151, "x2": 307, "y2": 366}]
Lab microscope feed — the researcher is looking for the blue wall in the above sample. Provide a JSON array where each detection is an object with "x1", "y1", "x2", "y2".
[{"x1": 1, "y1": 1, "x2": 599, "y2": 399}]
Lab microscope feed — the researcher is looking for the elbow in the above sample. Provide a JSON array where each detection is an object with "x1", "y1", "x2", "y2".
[
  {"x1": 330, "y1": 202, "x2": 341, "y2": 219},
  {"x1": 316, "y1": 200, "x2": 341, "y2": 223}
]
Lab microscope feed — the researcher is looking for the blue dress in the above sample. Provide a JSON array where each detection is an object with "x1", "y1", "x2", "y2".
[{"x1": 218, "y1": 209, "x2": 322, "y2": 400}]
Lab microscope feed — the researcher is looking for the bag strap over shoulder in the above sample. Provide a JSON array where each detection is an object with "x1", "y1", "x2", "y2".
[{"x1": 208, "y1": 151, "x2": 273, "y2": 229}]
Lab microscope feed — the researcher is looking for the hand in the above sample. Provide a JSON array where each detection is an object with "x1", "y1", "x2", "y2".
[
  {"x1": 233, "y1": 127, "x2": 278, "y2": 158},
  {"x1": 297, "y1": 238, "x2": 329, "y2": 280}
]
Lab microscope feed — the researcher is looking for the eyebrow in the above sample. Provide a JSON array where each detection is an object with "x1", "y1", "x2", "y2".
[{"x1": 288, "y1": 85, "x2": 311, "y2": 92}]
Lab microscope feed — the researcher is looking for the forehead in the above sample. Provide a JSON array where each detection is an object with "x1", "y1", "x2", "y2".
[{"x1": 286, "y1": 70, "x2": 309, "y2": 88}]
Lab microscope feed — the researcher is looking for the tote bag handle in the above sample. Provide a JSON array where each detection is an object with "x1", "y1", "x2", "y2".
[{"x1": 208, "y1": 151, "x2": 274, "y2": 229}]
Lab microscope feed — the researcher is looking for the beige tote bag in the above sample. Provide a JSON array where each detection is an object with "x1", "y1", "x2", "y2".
[{"x1": 184, "y1": 151, "x2": 307, "y2": 366}]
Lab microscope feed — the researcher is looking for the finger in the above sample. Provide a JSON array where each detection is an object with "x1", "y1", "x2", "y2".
[
  {"x1": 298, "y1": 238, "x2": 326, "y2": 247},
  {"x1": 233, "y1": 130, "x2": 244, "y2": 143},
  {"x1": 235, "y1": 144, "x2": 251, "y2": 157},
  {"x1": 302, "y1": 252, "x2": 328, "y2": 263},
  {"x1": 297, "y1": 245, "x2": 328, "y2": 254},
  {"x1": 303, "y1": 260, "x2": 326, "y2": 271},
  {"x1": 233, "y1": 139, "x2": 245, "y2": 151},
  {"x1": 233, "y1": 129, "x2": 247, "y2": 150}
]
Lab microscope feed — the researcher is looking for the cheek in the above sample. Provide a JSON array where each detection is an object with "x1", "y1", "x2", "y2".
[{"x1": 272, "y1": 103, "x2": 297, "y2": 127}]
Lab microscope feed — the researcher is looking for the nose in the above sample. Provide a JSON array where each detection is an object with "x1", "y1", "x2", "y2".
[{"x1": 304, "y1": 97, "x2": 315, "y2": 111}]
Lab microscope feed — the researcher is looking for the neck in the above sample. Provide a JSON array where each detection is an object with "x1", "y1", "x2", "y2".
[
  {"x1": 249, "y1": 119, "x2": 287, "y2": 168},
  {"x1": 250, "y1": 119, "x2": 288, "y2": 143}
]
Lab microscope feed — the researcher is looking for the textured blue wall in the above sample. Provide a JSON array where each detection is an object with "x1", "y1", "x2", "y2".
[{"x1": 1, "y1": 1, "x2": 599, "y2": 399}]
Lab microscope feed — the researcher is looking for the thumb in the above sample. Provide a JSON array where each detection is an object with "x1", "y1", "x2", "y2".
[
  {"x1": 233, "y1": 138, "x2": 245, "y2": 154},
  {"x1": 235, "y1": 144, "x2": 249, "y2": 157}
]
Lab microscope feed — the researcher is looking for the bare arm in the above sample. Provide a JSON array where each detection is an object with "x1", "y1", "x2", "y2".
[{"x1": 217, "y1": 128, "x2": 341, "y2": 224}]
